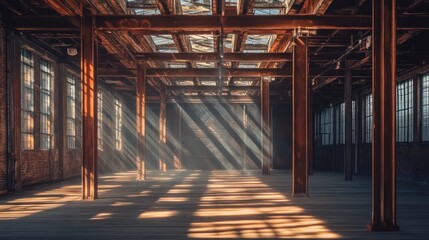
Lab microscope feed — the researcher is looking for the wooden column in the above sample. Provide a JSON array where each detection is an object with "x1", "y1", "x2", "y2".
[
  {"x1": 8, "y1": 32, "x2": 21, "y2": 191},
  {"x1": 81, "y1": 15, "x2": 98, "y2": 200},
  {"x1": 136, "y1": 66, "x2": 146, "y2": 180},
  {"x1": 261, "y1": 78, "x2": 271, "y2": 175},
  {"x1": 159, "y1": 85, "x2": 167, "y2": 172},
  {"x1": 292, "y1": 37, "x2": 310, "y2": 196},
  {"x1": 344, "y1": 68, "x2": 353, "y2": 181},
  {"x1": 369, "y1": 0, "x2": 399, "y2": 231}
]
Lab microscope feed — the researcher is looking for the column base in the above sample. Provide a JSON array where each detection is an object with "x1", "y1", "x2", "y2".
[
  {"x1": 368, "y1": 222, "x2": 400, "y2": 232},
  {"x1": 292, "y1": 193, "x2": 309, "y2": 198}
]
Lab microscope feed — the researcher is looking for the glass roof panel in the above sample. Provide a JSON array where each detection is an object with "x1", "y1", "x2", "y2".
[
  {"x1": 238, "y1": 63, "x2": 260, "y2": 68},
  {"x1": 196, "y1": 62, "x2": 215, "y2": 68},
  {"x1": 184, "y1": 92, "x2": 199, "y2": 96},
  {"x1": 201, "y1": 81, "x2": 216, "y2": 86},
  {"x1": 151, "y1": 35, "x2": 178, "y2": 52},
  {"x1": 225, "y1": 0, "x2": 237, "y2": 6},
  {"x1": 135, "y1": 8, "x2": 160, "y2": 15},
  {"x1": 235, "y1": 80, "x2": 254, "y2": 86},
  {"x1": 189, "y1": 35, "x2": 214, "y2": 53},
  {"x1": 254, "y1": 8, "x2": 281, "y2": 15},
  {"x1": 231, "y1": 91, "x2": 248, "y2": 96},
  {"x1": 176, "y1": 80, "x2": 194, "y2": 86},
  {"x1": 243, "y1": 49, "x2": 267, "y2": 53},
  {"x1": 181, "y1": 0, "x2": 212, "y2": 15},
  {"x1": 168, "y1": 62, "x2": 187, "y2": 68}
]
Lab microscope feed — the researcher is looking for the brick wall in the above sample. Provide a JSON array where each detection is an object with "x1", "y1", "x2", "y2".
[{"x1": 0, "y1": 17, "x2": 7, "y2": 193}]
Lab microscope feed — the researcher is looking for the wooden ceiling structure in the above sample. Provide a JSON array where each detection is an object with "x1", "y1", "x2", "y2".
[
  {"x1": 2, "y1": 0, "x2": 429, "y2": 102},
  {"x1": 1, "y1": 0, "x2": 429, "y2": 232}
]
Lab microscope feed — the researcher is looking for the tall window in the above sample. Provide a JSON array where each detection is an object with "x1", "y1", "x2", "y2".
[
  {"x1": 423, "y1": 74, "x2": 429, "y2": 141},
  {"x1": 396, "y1": 79, "x2": 413, "y2": 142},
  {"x1": 40, "y1": 59, "x2": 54, "y2": 149},
  {"x1": 321, "y1": 107, "x2": 333, "y2": 145},
  {"x1": 115, "y1": 99, "x2": 122, "y2": 150},
  {"x1": 67, "y1": 74, "x2": 77, "y2": 149},
  {"x1": 21, "y1": 49, "x2": 35, "y2": 150},
  {"x1": 352, "y1": 100, "x2": 356, "y2": 144},
  {"x1": 363, "y1": 94, "x2": 373, "y2": 143},
  {"x1": 97, "y1": 90, "x2": 103, "y2": 151},
  {"x1": 337, "y1": 103, "x2": 345, "y2": 144}
]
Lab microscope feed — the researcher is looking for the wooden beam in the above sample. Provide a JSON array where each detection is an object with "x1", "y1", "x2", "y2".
[
  {"x1": 147, "y1": 68, "x2": 291, "y2": 77},
  {"x1": 261, "y1": 78, "x2": 271, "y2": 175},
  {"x1": 10, "y1": 15, "x2": 429, "y2": 32},
  {"x1": 159, "y1": 85, "x2": 167, "y2": 172},
  {"x1": 9, "y1": 16, "x2": 80, "y2": 31},
  {"x1": 166, "y1": 85, "x2": 260, "y2": 91},
  {"x1": 292, "y1": 37, "x2": 309, "y2": 196},
  {"x1": 135, "y1": 53, "x2": 292, "y2": 62},
  {"x1": 368, "y1": 0, "x2": 399, "y2": 232},
  {"x1": 81, "y1": 15, "x2": 98, "y2": 200},
  {"x1": 136, "y1": 66, "x2": 146, "y2": 180},
  {"x1": 95, "y1": 15, "x2": 373, "y2": 31},
  {"x1": 344, "y1": 68, "x2": 353, "y2": 181}
]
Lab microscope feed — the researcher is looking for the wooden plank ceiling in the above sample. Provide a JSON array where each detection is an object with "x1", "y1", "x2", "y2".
[{"x1": 1, "y1": 0, "x2": 429, "y2": 102}]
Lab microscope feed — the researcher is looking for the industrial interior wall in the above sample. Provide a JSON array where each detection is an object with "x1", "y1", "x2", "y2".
[
  {"x1": 0, "y1": 17, "x2": 7, "y2": 194},
  {"x1": 272, "y1": 102, "x2": 292, "y2": 169},
  {"x1": 0, "y1": 33, "x2": 83, "y2": 192},
  {"x1": 98, "y1": 84, "x2": 136, "y2": 173}
]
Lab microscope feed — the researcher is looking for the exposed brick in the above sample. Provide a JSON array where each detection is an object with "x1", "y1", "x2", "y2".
[{"x1": 0, "y1": 19, "x2": 7, "y2": 193}]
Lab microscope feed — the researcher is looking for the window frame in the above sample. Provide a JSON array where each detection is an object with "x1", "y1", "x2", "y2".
[
  {"x1": 97, "y1": 89, "x2": 103, "y2": 151},
  {"x1": 114, "y1": 98, "x2": 122, "y2": 151},
  {"x1": 66, "y1": 73, "x2": 78, "y2": 149},
  {"x1": 396, "y1": 79, "x2": 414, "y2": 142},
  {"x1": 422, "y1": 74, "x2": 429, "y2": 141},
  {"x1": 20, "y1": 48, "x2": 35, "y2": 150},
  {"x1": 39, "y1": 58, "x2": 54, "y2": 150}
]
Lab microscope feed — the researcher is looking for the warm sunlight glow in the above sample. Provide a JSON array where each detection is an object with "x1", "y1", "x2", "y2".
[
  {"x1": 138, "y1": 210, "x2": 178, "y2": 219},
  {"x1": 91, "y1": 212, "x2": 112, "y2": 220},
  {"x1": 187, "y1": 171, "x2": 341, "y2": 239}
]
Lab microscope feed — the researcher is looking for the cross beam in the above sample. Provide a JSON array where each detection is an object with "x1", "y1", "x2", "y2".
[
  {"x1": 135, "y1": 53, "x2": 292, "y2": 62},
  {"x1": 9, "y1": 15, "x2": 429, "y2": 32},
  {"x1": 99, "y1": 68, "x2": 291, "y2": 77},
  {"x1": 166, "y1": 86, "x2": 260, "y2": 91}
]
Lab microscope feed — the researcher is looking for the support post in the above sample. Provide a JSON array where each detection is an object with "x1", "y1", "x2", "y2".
[
  {"x1": 136, "y1": 66, "x2": 146, "y2": 180},
  {"x1": 159, "y1": 85, "x2": 167, "y2": 172},
  {"x1": 344, "y1": 68, "x2": 353, "y2": 180},
  {"x1": 261, "y1": 78, "x2": 271, "y2": 175},
  {"x1": 81, "y1": 14, "x2": 98, "y2": 200},
  {"x1": 292, "y1": 37, "x2": 310, "y2": 196},
  {"x1": 369, "y1": 0, "x2": 399, "y2": 231}
]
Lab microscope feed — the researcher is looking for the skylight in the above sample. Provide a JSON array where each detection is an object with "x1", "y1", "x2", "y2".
[
  {"x1": 176, "y1": 80, "x2": 194, "y2": 86},
  {"x1": 181, "y1": 0, "x2": 212, "y2": 15},
  {"x1": 254, "y1": 8, "x2": 281, "y2": 15},
  {"x1": 189, "y1": 35, "x2": 214, "y2": 53},
  {"x1": 151, "y1": 35, "x2": 178, "y2": 52}
]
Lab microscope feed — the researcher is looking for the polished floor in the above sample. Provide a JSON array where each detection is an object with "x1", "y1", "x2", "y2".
[{"x1": 0, "y1": 170, "x2": 428, "y2": 239}]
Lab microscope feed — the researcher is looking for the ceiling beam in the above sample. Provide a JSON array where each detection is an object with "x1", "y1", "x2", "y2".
[
  {"x1": 146, "y1": 68, "x2": 290, "y2": 77},
  {"x1": 10, "y1": 15, "x2": 429, "y2": 32},
  {"x1": 135, "y1": 52, "x2": 292, "y2": 62},
  {"x1": 166, "y1": 86, "x2": 260, "y2": 91},
  {"x1": 95, "y1": 15, "x2": 373, "y2": 31},
  {"x1": 99, "y1": 68, "x2": 291, "y2": 77}
]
